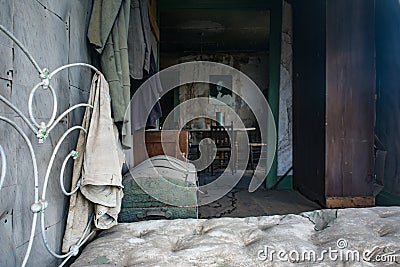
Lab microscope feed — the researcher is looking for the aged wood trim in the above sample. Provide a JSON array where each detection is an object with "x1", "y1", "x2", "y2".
[{"x1": 326, "y1": 197, "x2": 375, "y2": 208}]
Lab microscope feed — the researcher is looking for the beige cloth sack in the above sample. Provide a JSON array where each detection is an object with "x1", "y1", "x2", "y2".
[{"x1": 62, "y1": 72, "x2": 124, "y2": 253}]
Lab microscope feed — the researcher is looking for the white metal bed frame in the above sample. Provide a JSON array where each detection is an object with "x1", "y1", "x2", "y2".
[{"x1": 0, "y1": 24, "x2": 100, "y2": 266}]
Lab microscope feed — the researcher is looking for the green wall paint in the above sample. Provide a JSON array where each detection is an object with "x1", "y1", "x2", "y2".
[
  {"x1": 376, "y1": 191, "x2": 400, "y2": 206},
  {"x1": 276, "y1": 175, "x2": 293, "y2": 190}
]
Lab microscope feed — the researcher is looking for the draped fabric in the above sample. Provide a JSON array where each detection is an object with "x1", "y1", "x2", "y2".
[
  {"x1": 62, "y1": 73, "x2": 124, "y2": 253},
  {"x1": 87, "y1": 0, "x2": 132, "y2": 148}
]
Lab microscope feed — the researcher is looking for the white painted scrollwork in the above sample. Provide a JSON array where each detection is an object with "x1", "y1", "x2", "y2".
[{"x1": 0, "y1": 24, "x2": 99, "y2": 267}]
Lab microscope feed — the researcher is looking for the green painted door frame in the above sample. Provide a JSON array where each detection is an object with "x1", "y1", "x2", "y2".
[{"x1": 158, "y1": 0, "x2": 283, "y2": 188}]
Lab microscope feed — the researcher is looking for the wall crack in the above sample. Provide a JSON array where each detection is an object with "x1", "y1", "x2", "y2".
[{"x1": 34, "y1": 0, "x2": 64, "y2": 22}]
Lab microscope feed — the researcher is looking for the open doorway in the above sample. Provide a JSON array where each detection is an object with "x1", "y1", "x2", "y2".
[{"x1": 158, "y1": 1, "x2": 321, "y2": 218}]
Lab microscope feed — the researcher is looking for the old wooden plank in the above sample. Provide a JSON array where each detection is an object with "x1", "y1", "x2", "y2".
[
  {"x1": 326, "y1": 197, "x2": 375, "y2": 208},
  {"x1": 325, "y1": 0, "x2": 375, "y2": 198}
]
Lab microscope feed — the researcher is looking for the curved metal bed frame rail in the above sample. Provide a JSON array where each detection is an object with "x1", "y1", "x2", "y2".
[{"x1": 0, "y1": 24, "x2": 99, "y2": 266}]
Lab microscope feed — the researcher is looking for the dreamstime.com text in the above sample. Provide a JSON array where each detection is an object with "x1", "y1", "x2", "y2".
[{"x1": 257, "y1": 239, "x2": 398, "y2": 264}]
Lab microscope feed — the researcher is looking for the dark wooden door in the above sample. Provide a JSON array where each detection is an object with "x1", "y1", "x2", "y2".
[
  {"x1": 325, "y1": 0, "x2": 375, "y2": 208},
  {"x1": 293, "y1": 0, "x2": 376, "y2": 208}
]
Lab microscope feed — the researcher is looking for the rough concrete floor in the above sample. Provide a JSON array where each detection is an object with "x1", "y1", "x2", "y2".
[{"x1": 197, "y1": 171, "x2": 321, "y2": 218}]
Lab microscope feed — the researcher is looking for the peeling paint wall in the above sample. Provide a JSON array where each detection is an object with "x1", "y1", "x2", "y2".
[
  {"x1": 0, "y1": 0, "x2": 94, "y2": 265},
  {"x1": 277, "y1": 0, "x2": 293, "y2": 176},
  {"x1": 172, "y1": 53, "x2": 269, "y2": 130},
  {"x1": 160, "y1": 52, "x2": 268, "y2": 164}
]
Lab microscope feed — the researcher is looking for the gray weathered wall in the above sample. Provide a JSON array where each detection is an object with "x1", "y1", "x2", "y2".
[
  {"x1": 277, "y1": 0, "x2": 293, "y2": 176},
  {"x1": 0, "y1": 0, "x2": 93, "y2": 266}
]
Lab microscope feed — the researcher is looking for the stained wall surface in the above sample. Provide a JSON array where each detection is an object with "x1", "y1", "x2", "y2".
[{"x1": 0, "y1": 0, "x2": 94, "y2": 265}]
